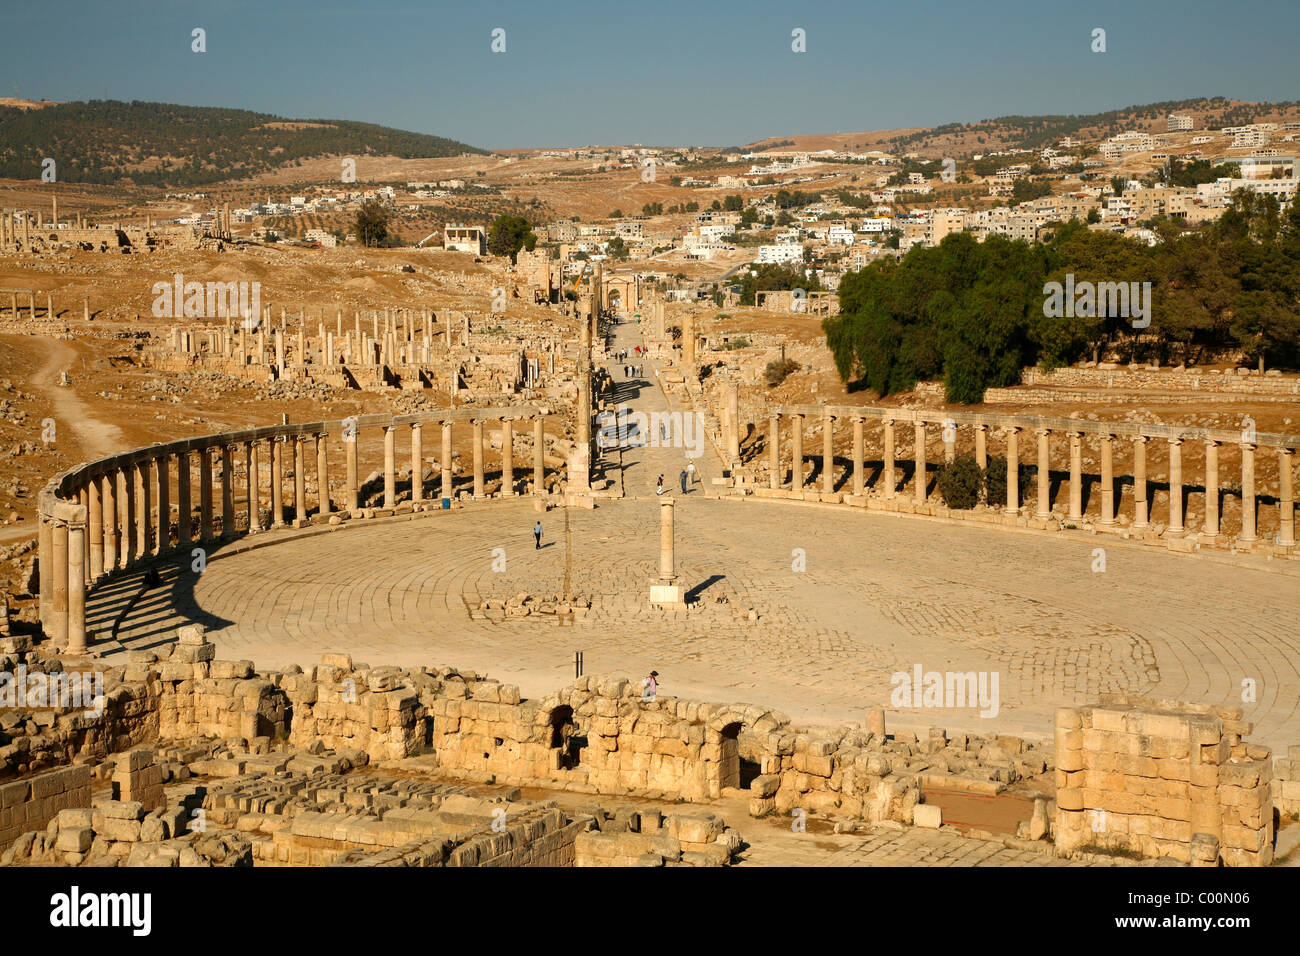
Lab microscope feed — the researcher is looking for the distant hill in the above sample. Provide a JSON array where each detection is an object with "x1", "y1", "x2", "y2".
[
  {"x1": 0, "y1": 100, "x2": 488, "y2": 187},
  {"x1": 745, "y1": 97, "x2": 1300, "y2": 158}
]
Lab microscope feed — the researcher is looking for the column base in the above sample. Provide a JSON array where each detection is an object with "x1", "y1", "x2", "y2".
[{"x1": 649, "y1": 582, "x2": 686, "y2": 610}]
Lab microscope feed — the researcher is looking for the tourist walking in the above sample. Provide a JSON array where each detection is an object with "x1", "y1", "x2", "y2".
[
  {"x1": 687, "y1": 461, "x2": 697, "y2": 485},
  {"x1": 656, "y1": 474, "x2": 664, "y2": 495},
  {"x1": 641, "y1": 670, "x2": 659, "y2": 702},
  {"x1": 680, "y1": 470, "x2": 688, "y2": 494},
  {"x1": 533, "y1": 521, "x2": 543, "y2": 549}
]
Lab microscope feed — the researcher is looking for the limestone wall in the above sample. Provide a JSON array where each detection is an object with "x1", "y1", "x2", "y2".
[
  {"x1": 0, "y1": 764, "x2": 91, "y2": 848},
  {"x1": 1054, "y1": 698, "x2": 1273, "y2": 866}
]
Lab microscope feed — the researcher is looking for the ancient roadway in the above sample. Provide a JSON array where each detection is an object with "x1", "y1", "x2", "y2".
[{"x1": 86, "y1": 316, "x2": 1300, "y2": 754}]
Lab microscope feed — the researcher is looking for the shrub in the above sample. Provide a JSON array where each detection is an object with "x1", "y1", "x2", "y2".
[
  {"x1": 936, "y1": 454, "x2": 981, "y2": 509},
  {"x1": 764, "y1": 358, "x2": 800, "y2": 387}
]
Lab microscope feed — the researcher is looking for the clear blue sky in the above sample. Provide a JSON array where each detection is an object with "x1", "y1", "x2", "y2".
[{"x1": 2, "y1": 0, "x2": 1297, "y2": 150}]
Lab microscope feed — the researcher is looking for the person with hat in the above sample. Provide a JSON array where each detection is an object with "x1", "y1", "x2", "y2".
[{"x1": 642, "y1": 670, "x2": 660, "y2": 702}]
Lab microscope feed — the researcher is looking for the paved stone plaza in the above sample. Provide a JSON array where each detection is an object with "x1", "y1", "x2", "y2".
[{"x1": 87, "y1": 491, "x2": 1300, "y2": 754}]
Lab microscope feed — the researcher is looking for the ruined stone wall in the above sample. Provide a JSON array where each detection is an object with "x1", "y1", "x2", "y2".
[
  {"x1": 1023, "y1": 365, "x2": 1300, "y2": 395},
  {"x1": 0, "y1": 764, "x2": 91, "y2": 848},
  {"x1": 1054, "y1": 698, "x2": 1273, "y2": 866}
]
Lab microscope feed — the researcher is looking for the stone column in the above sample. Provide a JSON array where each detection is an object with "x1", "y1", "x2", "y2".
[
  {"x1": 473, "y1": 419, "x2": 486, "y2": 498},
  {"x1": 790, "y1": 414, "x2": 804, "y2": 492},
  {"x1": 79, "y1": 487, "x2": 91, "y2": 586},
  {"x1": 293, "y1": 438, "x2": 307, "y2": 522},
  {"x1": 136, "y1": 458, "x2": 152, "y2": 559},
  {"x1": 576, "y1": 374, "x2": 591, "y2": 450},
  {"x1": 346, "y1": 428, "x2": 359, "y2": 513},
  {"x1": 1167, "y1": 438, "x2": 1184, "y2": 535},
  {"x1": 822, "y1": 412, "x2": 834, "y2": 494},
  {"x1": 852, "y1": 417, "x2": 865, "y2": 497},
  {"x1": 659, "y1": 497, "x2": 676, "y2": 582},
  {"x1": 768, "y1": 414, "x2": 780, "y2": 489},
  {"x1": 247, "y1": 442, "x2": 262, "y2": 531},
  {"x1": 913, "y1": 421, "x2": 926, "y2": 503},
  {"x1": 38, "y1": 514, "x2": 52, "y2": 630},
  {"x1": 88, "y1": 474, "x2": 104, "y2": 579},
  {"x1": 1099, "y1": 434, "x2": 1114, "y2": 526},
  {"x1": 1239, "y1": 442, "x2": 1257, "y2": 543},
  {"x1": 1203, "y1": 440, "x2": 1219, "y2": 538},
  {"x1": 1036, "y1": 429, "x2": 1051, "y2": 519},
  {"x1": 1278, "y1": 447, "x2": 1295, "y2": 548},
  {"x1": 199, "y1": 448, "x2": 214, "y2": 540},
  {"x1": 1132, "y1": 436, "x2": 1149, "y2": 530},
  {"x1": 52, "y1": 518, "x2": 68, "y2": 644},
  {"x1": 177, "y1": 451, "x2": 191, "y2": 546},
  {"x1": 382, "y1": 425, "x2": 397, "y2": 509},
  {"x1": 101, "y1": 472, "x2": 117, "y2": 573},
  {"x1": 1067, "y1": 431, "x2": 1083, "y2": 522},
  {"x1": 67, "y1": 514, "x2": 86, "y2": 655},
  {"x1": 316, "y1": 434, "x2": 330, "y2": 516},
  {"x1": 1004, "y1": 427, "x2": 1020, "y2": 515},
  {"x1": 156, "y1": 453, "x2": 171, "y2": 553},
  {"x1": 533, "y1": 416, "x2": 545, "y2": 494},
  {"x1": 270, "y1": 438, "x2": 284, "y2": 528},
  {"x1": 974, "y1": 424, "x2": 988, "y2": 471},
  {"x1": 683, "y1": 312, "x2": 696, "y2": 366},
  {"x1": 883, "y1": 419, "x2": 896, "y2": 499},
  {"x1": 441, "y1": 422, "x2": 454, "y2": 500},
  {"x1": 410, "y1": 423, "x2": 423, "y2": 504},
  {"x1": 501, "y1": 417, "x2": 514, "y2": 496},
  {"x1": 726, "y1": 380, "x2": 740, "y2": 466},
  {"x1": 222, "y1": 444, "x2": 236, "y2": 537},
  {"x1": 118, "y1": 467, "x2": 134, "y2": 567}
]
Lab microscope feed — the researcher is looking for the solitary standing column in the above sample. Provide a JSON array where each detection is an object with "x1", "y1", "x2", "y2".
[
  {"x1": 315, "y1": 434, "x2": 330, "y2": 516},
  {"x1": 101, "y1": 472, "x2": 117, "y2": 573},
  {"x1": 52, "y1": 519, "x2": 68, "y2": 645},
  {"x1": 1239, "y1": 442, "x2": 1257, "y2": 543},
  {"x1": 293, "y1": 438, "x2": 307, "y2": 523},
  {"x1": 1167, "y1": 438, "x2": 1184, "y2": 535},
  {"x1": 247, "y1": 443, "x2": 262, "y2": 531},
  {"x1": 790, "y1": 414, "x2": 804, "y2": 492},
  {"x1": 533, "y1": 416, "x2": 545, "y2": 494},
  {"x1": 769, "y1": 414, "x2": 780, "y2": 490},
  {"x1": 88, "y1": 475, "x2": 103, "y2": 579},
  {"x1": 822, "y1": 412, "x2": 835, "y2": 494},
  {"x1": 382, "y1": 426, "x2": 397, "y2": 509},
  {"x1": 883, "y1": 418, "x2": 896, "y2": 499},
  {"x1": 472, "y1": 419, "x2": 485, "y2": 498},
  {"x1": 648, "y1": 498, "x2": 685, "y2": 609},
  {"x1": 1132, "y1": 436, "x2": 1149, "y2": 530},
  {"x1": 222, "y1": 444, "x2": 236, "y2": 537},
  {"x1": 974, "y1": 424, "x2": 988, "y2": 471},
  {"x1": 410, "y1": 423, "x2": 423, "y2": 504},
  {"x1": 439, "y1": 422, "x2": 454, "y2": 500},
  {"x1": 1036, "y1": 429, "x2": 1051, "y2": 518},
  {"x1": 1067, "y1": 431, "x2": 1083, "y2": 522},
  {"x1": 1278, "y1": 447, "x2": 1295, "y2": 548},
  {"x1": 501, "y1": 417, "x2": 514, "y2": 496},
  {"x1": 136, "y1": 459, "x2": 152, "y2": 558},
  {"x1": 176, "y1": 451, "x2": 191, "y2": 546},
  {"x1": 345, "y1": 427, "x2": 359, "y2": 513},
  {"x1": 156, "y1": 453, "x2": 170, "y2": 552},
  {"x1": 199, "y1": 448, "x2": 214, "y2": 540},
  {"x1": 1099, "y1": 435, "x2": 1114, "y2": 526},
  {"x1": 913, "y1": 421, "x2": 926, "y2": 503},
  {"x1": 1004, "y1": 427, "x2": 1020, "y2": 515},
  {"x1": 270, "y1": 438, "x2": 284, "y2": 527},
  {"x1": 852, "y1": 417, "x2": 865, "y2": 497},
  {"x1": 1203, "y1": 439, "x2": 1220, "y2": 538},
  {"x1": 67, "y1": 513, "x2": 86, "y2": 656}
]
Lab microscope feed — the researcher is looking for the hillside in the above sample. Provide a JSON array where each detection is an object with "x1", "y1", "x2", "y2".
[
  {"x1": 0, "y1": 100, "x2": 488, "y2": 188},
  {"x1": 746, "y1": 97, "x2": 1300, "y2": 158}
]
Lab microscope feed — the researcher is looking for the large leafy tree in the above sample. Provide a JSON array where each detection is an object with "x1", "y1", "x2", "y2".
[
  {"x1": 488, "y1": 214, "x2": 537, "y2": 261},
  {"x1": 354, "y1": 200, "x2": 392, "y2": 247}
]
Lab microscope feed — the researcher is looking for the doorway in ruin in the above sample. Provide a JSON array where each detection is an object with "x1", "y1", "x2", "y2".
[
  {"x1": 720, "y1": 722, "x2": 761, "y2": 791},
  {"x1": 549, "y1": 705, "x2": 586, "y2": 770}
]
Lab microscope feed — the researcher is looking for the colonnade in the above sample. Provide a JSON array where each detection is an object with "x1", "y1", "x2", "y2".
[
  {"x1": 763, "y1": 405, "x2": 1296, "y2": 547},
  {"x1": 37, "y1": 407, "x2": 553, "y2": 654}
]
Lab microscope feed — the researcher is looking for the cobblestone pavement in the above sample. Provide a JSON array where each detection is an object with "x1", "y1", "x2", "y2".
[{"x1": 83, "y1": 317, "x2": 1300, "y2": 754}]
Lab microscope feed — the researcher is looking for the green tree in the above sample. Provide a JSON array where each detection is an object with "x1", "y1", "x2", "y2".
[
  {"x1": 354, "y1": 200, "x2": 391, "y2": 247},
  {"x1": 488, "y1": 214, "x2": 537, "y2": 261}
]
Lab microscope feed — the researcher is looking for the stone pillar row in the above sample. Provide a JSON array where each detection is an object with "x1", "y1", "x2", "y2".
[{"x1": 761, "y1": 411, "x2": 1294, "y2": 541}]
